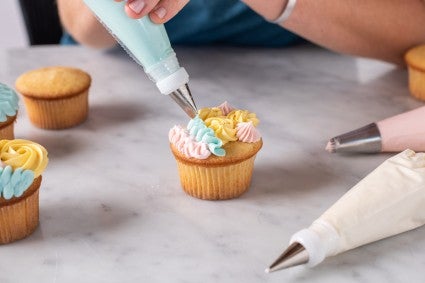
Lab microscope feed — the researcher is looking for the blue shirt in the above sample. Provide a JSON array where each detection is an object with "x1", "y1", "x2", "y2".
[
  {"x1": 165, "y1": 0, "x2": 301, "y2": 46},
  {"x1": 62, "y1": 0, "x2": 302, "y2": 47}
]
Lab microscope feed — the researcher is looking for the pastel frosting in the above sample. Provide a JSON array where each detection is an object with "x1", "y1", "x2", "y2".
[
  {"x1": 236, "y1": 122, "x2": 261, "y2": 143},
  {"x1": 169, "y1": 102, "x2": 261, "y2": 159},
  {"x1": 0, "y1": 166, "x2": 34, "y2": 200},
  {"x1": 0, "y1": 83, "x2": 19, "y2": 122},
  {"x1": 204, "y1": 116, "x2": 237, "y2": 145},
  {"x1": 198, "y1": 107, "x2": 223, "y2": 120},
  {"x1": 169, "y1": 125, "x2": 211, "y2": 159},
  {"x1": 217, "y1": 101, "x2": 235, "y2": 116},
  {"x1": 0, "y1": 139, "x2": 48, "y2": 200},
  {"x1": 0, "y1": 139, "x2": 48, "y2": 178},
  {"x1": 187, "y1": 117, "x2": 225, "y2": 156},
  {"x1": 227, "y1": 110, "x2": 259, "y2": 126}
]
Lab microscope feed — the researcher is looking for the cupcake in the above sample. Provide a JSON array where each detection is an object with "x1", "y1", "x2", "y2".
[
  {"x1": 169, "y1": 101, "x2": 262, "y2": 200},
  {"x1": 15, "y1": 66, "x2": 91, "y2": 129},
  {"x1": 0, "y1": 83, "x2": 19, "y2": 139},
  {"x1": 405, "y1": 44, "x2": 425, "y2": 101},
  {"x1": 0, "y1": 139, "x2": 48, "y2": 244}
]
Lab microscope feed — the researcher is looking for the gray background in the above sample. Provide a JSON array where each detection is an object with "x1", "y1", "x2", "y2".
[{"x1": 0, "y1": 0, "x2": 28, "y2": 48}]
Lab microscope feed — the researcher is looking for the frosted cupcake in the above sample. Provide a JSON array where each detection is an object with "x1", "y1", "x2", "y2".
[
  {"x1": 0, "y1": 139, "x2": 48, "y2": 244},
  {"x1": 15, "y1": 66, "x2": 91, "y2": 129},
  {"x1": 169, "y1": 101, "x2": 262, "y2": 200},
  {"x1": 0, "y1": 83, "x2": 19, "y2": 139},
  {"x1": 405, "y1": 44, "x2": 425, "y2": 101}
]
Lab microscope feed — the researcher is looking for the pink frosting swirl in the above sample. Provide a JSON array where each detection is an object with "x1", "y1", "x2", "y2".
[
  {"x1": 217, "y1": 101, "x2": 235, "y2": 116},
  {"x1": 236, "y1": 121, "x2": 261, "y2": 143},
  {"x1": 169, "y1": 125, "x2": 211, "y2": 159},
  {"x1": 168, "y1": 125, "x2": 186, "y2": 144}
]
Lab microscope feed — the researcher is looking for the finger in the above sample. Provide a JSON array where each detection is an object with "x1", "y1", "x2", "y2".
[
  {"x1": 125, "y1": 0, "x2": 161, "y2": 19},
  {"x1": 149, "y1": 0, "x2": 189, "y2": 23}
]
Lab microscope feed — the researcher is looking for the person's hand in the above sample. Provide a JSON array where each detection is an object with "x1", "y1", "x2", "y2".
[{"x1": 115, "y1": 0, "x2": 189, "y2": 23}]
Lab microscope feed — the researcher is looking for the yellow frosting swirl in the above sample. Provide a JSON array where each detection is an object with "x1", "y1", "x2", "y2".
[
  {"x1": 198, "y1": 107, "x2": 223, "y2": 120},
  {"x1": 204, "y1": 117, "x2": 237, "y2": 145},
  {"x1": 227, "y1": 110, "x2": 259, "y2": 126},
  {"x1": 0, "y1": 139, "x2": 48, "y2": 177}
]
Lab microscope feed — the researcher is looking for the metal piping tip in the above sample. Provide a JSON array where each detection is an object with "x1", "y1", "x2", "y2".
[
  {"x1": 326, "y1": 123, "x2": 382, "y2": 154},
  {"x1": 169, "y1": 84, "x2": 197, "y2": 118},
  {"x1": 266, "y1": 242, "x2": 309, "y2": 273}
]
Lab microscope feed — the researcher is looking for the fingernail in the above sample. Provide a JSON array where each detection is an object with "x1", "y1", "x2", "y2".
[
  {"x1": 128, "y1": 0, "x2": 145, "y2": 14},
  {"x1": 154, "y1": 7, "x2": 167, "y2": 19}
]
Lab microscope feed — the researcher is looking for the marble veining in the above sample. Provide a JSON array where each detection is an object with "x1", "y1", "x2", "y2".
[{"x1": 0, "y1": 45, "x2": 424, "y2": 283}]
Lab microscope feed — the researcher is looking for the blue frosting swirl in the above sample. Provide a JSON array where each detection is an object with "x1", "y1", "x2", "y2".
[
  {"x1": 187, "y1": 116, "x2": 225, "y2": 156},
  {"x1": 0, "y1": 166, "x2": 35, "y2": 200},
  {"x1": 0, "y1": 83, "x2": 19, "y2": 122}
]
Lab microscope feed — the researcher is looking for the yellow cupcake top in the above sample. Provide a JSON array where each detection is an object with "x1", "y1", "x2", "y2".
[
  {"x1": 198, "y1": 107, "x2": 223, "y2": 120},
  {"x1": 0, "y1": 139, "x2": 48, "y2": 177},
  {"x1": 169, "y1": 102, "x2": 261, "y2": 159},
  {"x1": 15, "y1": 66, "x2": 91, "y2": 99},
  {"x1": 227, "y1": 110, "x2": 259, "y2": 126},
  {"x1": 405, "y1": 44, "x2": 425, "y2": 70},
  {"x1": 204, "y1": 116, "x2": 237, "y2": 145}
]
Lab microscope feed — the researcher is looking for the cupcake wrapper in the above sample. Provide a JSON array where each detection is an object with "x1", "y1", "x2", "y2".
[
  {"x1": 0, "y1": 176, "x2": 42, "y2": 244},
  {"x1": 22, "y1": 91, "x2": 88, "y2": 129},
  {"x1": 175, "y1": 155, "x2": 257, "y2": 200},
  {"x1": 0, "y1": 115, "x2": 16, "y2": 140},
  {"x1": 408, "y1": 67, "x2": 425, "y2": 101}
]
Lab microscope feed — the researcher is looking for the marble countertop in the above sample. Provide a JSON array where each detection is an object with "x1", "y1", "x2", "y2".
[{"x1": 1, "y1": 45, "x2": 424, "y2": 283}]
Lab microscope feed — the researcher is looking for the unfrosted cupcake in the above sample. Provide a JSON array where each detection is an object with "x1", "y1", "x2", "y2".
[
  {"x1": 405, "y1": 45, "x2": 425, "y2": 101},
  {"x1": 0, "y1": 83, "x2": 19, "y2": 139},
  {"x1": 169, "y1": 101, "x2": 262, "y2": 200},
  {"x1": 15, "y1": 66, "x2": 91, "y2": 129},
  {"x1": 0, "y1": 139, "x2": 48, "y2": 244}
]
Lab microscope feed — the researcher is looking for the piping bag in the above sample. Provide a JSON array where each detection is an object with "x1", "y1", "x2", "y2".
[
  {"x1": 83, "y1": 0, "x2": 197, "y2": 117},
  {"x1": 326, "y1": 106, "x2": 425, "y2": 154},
  {"x1": 267, "y1": 149, "x2": 425, "y2": 272}
]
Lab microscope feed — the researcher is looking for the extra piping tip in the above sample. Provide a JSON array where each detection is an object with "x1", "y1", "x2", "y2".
[
  {"x1": 326, "y1": 123, "x2": 382, "y2": 154},
  {"x1": 267, "y1": 242, "x2": 309, "y2": 273}
]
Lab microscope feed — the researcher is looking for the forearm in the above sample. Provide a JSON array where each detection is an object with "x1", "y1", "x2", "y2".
[
  {"x1": 57, "y1": 0, "x2": 116, "y2": 48},
  {"x1": 243, "y1": 0, "x2": 425, "y2": 65}
]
